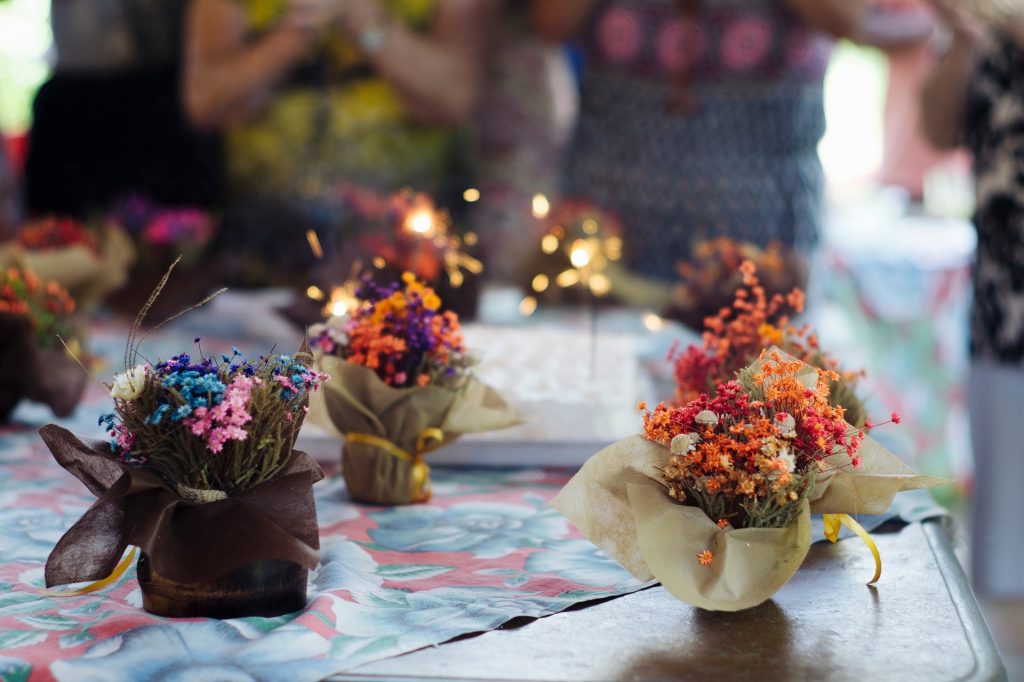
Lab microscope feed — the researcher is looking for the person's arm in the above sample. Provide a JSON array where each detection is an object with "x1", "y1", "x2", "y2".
[
  {"x1": 920, "y1": 0, "x2": 987, "y2": 149},
  {"x1": 784, "y1": 0, "x2": 867, "y2": 39},
  {"x1": 527, "y1": 0, "x2": 597, "y2": 42},
  {"x1": 183, "y1": 0, "x2": 321, "y2": 129},
  {"x1": 337, "y1": 0, "x2": 499, "y2": 126}
]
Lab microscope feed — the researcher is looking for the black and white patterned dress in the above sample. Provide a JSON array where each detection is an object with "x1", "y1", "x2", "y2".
[
  {"x1": 562, "y1": 0, "x2": 833, "y2": 282},
  {"x1": 966, "y1": 34, "x2": 1024, "y2": 364}
]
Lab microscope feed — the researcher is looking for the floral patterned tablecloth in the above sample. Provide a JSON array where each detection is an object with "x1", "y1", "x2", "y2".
[{"x1": 0, "y1": 403, "x2": 647, "y2": 682}]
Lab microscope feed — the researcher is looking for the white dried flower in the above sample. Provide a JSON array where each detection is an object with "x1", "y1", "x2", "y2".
[
  {"x1": 111, "y1": 365, "x2": 148, "y2": 401},
  {"x1": 695, "y1": 410, "x2": 719, "y2": 426},
  {"x1": 670, "y1": 433, "x2": 697, "y2": 454},
  {"x1": 778, "y1": 446, "x2": 796, "y2": 472}
]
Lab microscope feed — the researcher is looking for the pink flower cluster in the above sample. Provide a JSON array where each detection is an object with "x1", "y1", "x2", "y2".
[
  {"x1": 185, "y1": 375, "x2": 259, "y2": 453},
  {"x1": 142, "y1": 210, "x2": 213, "y2": 247}
]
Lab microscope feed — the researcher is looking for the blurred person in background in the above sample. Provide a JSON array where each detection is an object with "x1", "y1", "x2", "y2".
[
  {"x1": 470, "y1": 0, "x2": 578, "y2": 284},
  {"x1": 0, "y1": 139, "x2": 18, "y2": 236},
  {"x1": 861, "y1": 0, "x2": 968, "y2": 201},
  {"x1": 24, "y1": 0, "x2": 221, "y2": 217},
  {"x1": 533, "y1": 0, "x2": 865, "y2": 285},
  {"x1": 183, "y1": 0, "x2": 497, "y2": 282},
  {"x1": 922, "y1": 0, "x2": 1024, "y2": 599}
]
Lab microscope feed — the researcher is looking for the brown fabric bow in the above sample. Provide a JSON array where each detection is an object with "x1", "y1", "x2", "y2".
[{"x1": 40, "y1": 425, "x2": 323, "y2": 588}]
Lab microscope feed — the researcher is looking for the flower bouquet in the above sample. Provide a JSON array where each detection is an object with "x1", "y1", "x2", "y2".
[
  {"x1": 106, "y1": 197, "x2": 219, "y2": 322},
  {"x1": 41, "y1": 307, "x2": 328, "y2": 617},
  {"x1": 0, "y1": 215, "x2": 134, "y2": 311},
  {"x1": 0, "y1": 267, "x2": 86, "y2": 422},
  {"x1": 310, "y1": 273, "x2": 520, "y2": 505},
  {"x1": 552, "y1": 349, "x2": 944, "y2": 611},
  {"x1": 673, "y1": 259, "x2": 868, "y2": 427},
  {"x1": 668, "y1": 238, "x2": 807, "y2": 332}
]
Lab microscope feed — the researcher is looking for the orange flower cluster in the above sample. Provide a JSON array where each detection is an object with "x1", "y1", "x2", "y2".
[
  {"x1": 17, "y1": 216, "x2": 99, "y2": 252},
  {"x1": 645, "y1": 351, "x2": 861, "y2": 529},
  {"x1": 0, "y1": 267, "x2": 76, "y2": 348},
  {"x1": 315, "y1": 273, "x2": 470, "y2": 389},
  {"x1": 672, "y1": 260, "x2": 862, "y2": 414}
]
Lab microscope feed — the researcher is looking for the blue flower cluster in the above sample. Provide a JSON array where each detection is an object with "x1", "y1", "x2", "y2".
[
  {"x1": 269, "y1": 355, "x2": 320, "y2": 401},
  {"x1": 145, "y1": 353, "x2": 228, "y2": 426}
]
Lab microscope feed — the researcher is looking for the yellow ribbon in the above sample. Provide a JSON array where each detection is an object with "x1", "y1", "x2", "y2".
[
  {"x1": 346, "y1": 428, "x2": 445, "y2": 503},
  {"x1": 823, "y1": 514, "x2": 882, "y2": 584},
  {"x1": 41, "y1": 546, "x2": 138, "y2": 597}
]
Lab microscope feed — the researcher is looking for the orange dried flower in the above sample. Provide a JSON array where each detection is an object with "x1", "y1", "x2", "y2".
[{"x1": 698, "y1": 550, "x2": 714, "y2": 566}]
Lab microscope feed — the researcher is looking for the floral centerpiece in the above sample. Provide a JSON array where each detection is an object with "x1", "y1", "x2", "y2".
[
  {"x1": 673, "y1": 259, "x2": 868, "y2": 427},
  {"x1": 0, "y1": 267, "x2": 86, "y2": 421},
  {"x1": 0, "y1": 214, "x2": 134, "y2": 311},
  {"x1": 310, "y1": 272, "x2": 520, "y2": 505},
  {"x1": 107, "y1": 197, "x2": 218, "y2": 321},
  {"x1": 552, "y1": 349, "x2": 944, "y2": 611},
  {"x1": 40, "y1": 288, "x2": 327, "y2": 617},
  {"x1": 668, "y1": 238, "x2": 807, "y2": 332}
]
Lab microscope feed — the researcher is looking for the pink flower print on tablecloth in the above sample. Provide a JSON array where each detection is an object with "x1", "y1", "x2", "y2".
[
  {"x1": 656, "y1": 17, "x2": 705, "y2": 74},
  {"x1": 720, "y1": 16, "x2": 774, "y2": 72},
  {"x1": 597, "y1": 6, "x2": 643, "y2": 64}
]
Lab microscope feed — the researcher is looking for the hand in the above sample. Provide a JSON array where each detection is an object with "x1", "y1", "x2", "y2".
[
  {"x1": 282, "y1": 0, "x2": 345, "y2": 34},
  {"x1": 333, "y1": 0, "x2": 387, "y2": 37}
]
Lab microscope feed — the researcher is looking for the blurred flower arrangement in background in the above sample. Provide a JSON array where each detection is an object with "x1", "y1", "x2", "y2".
[
  {"x1": 1, "y1": 213, "x2": 134, "y2": 310},
  {"x1": 669, "y1": 238, "x2": 807, "y2": 332},
  {"x1": 105, "y1": 196, "x2": 217, "y2": 321},
  {"x1": 0, "y1": 266, "x2": 85, "y2": 421},
  {"x1": 672, "y1": 260, "x2": 867, "y2": 427}
]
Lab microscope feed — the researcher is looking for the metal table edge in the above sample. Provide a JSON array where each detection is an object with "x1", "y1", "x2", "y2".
[{"x1": 921, "y1": 518, "x2": 1008, "y2": 682}]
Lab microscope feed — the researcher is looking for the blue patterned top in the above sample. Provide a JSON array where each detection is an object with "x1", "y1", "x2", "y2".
[{"x1": 563, "y1": 0, "x2": 833, "y2": 281}]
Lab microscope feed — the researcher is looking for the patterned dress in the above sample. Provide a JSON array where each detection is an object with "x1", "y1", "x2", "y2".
[
  {"x1": 562, "y1": 0, "x2": 833, "y2": 281},
  {"x1": 966, "y1": 34, "x2": 1024, "y2": 364}
]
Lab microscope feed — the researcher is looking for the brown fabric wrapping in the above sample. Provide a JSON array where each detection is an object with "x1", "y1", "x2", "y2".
[
  {"x1": 314, "y1": 357, "x2": 521, "y2": 504},
  {"x1": 0, "y1": 229, "x2": 135, "y2": 311},
  {"x1": 40, "y1": 425, "x2": 323, "y2": 587},
  {"x1": 0, "y1": 315, "x2": 86, "y2": 422}
]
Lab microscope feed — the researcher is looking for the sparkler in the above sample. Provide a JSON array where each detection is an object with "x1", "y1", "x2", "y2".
[{"x1": 303, "y1": 188, "x2": 484, "y2": 324}]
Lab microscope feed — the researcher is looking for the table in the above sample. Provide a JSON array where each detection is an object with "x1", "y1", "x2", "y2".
[
  {"x1": 339, "y1": 518, "x2": 1007, "y2": 682},
  {"x1": 0, "y1": 309, "x2": 1005, "y2": 680}
]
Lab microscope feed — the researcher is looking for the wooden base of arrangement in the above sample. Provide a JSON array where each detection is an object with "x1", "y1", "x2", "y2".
[{"x1": 137, "y1": 552, "x2": 308, "y2": 619}]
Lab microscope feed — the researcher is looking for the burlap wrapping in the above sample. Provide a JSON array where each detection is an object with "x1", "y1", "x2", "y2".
[
  {"x1": 0, "y1": 315, "x2": 86, "y2": 422},
  {"x1": 551, "y1": 429, "x2": 943, "y2": 612},
  {"x1": 40, "y1": 425, "x2": 323, "y2": 587},
  {"x1": 313, "y1": 357, "x2": 521, "y2": 504},
  {"x1": 0, "y1": 229, "x2": 135, "y2": 311}
]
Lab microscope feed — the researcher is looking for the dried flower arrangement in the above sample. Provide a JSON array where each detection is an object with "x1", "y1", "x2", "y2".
[
  {"x1": 310, "y1": 272, "x2": 519, "y2": 504},
  {"x1": 553, "y1": 349, "x2": 943, "y2": 611},
  {"x1": 0, "y1": 267, "x2": 85, "y2": 421}
]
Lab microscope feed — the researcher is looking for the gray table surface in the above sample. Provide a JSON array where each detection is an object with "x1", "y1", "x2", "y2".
[{"x1": 333, "y1": 519, "x2": 1006, "y2": 681}]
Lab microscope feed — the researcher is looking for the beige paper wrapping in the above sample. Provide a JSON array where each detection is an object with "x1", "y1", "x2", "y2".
[
  {"x1": 0, "y1": 229, "x2": 135, "y2": 310},
  {"x1": 809, "y1": 437, "x2": 948, "y2": 515},
  {"x1": 313, "y1": 356, "x2": 521, "y2": 504},
  {"x1": 629, "y1": 480, "x2": 811, "y2": 612},
  {"x1": 552, "y1": 429, "x2": 944, "y2": 611}
]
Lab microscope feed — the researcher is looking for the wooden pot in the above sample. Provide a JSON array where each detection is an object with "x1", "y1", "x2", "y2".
[{"x1": 137, "y1": 552, "x2": 308, "y2": 619}]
